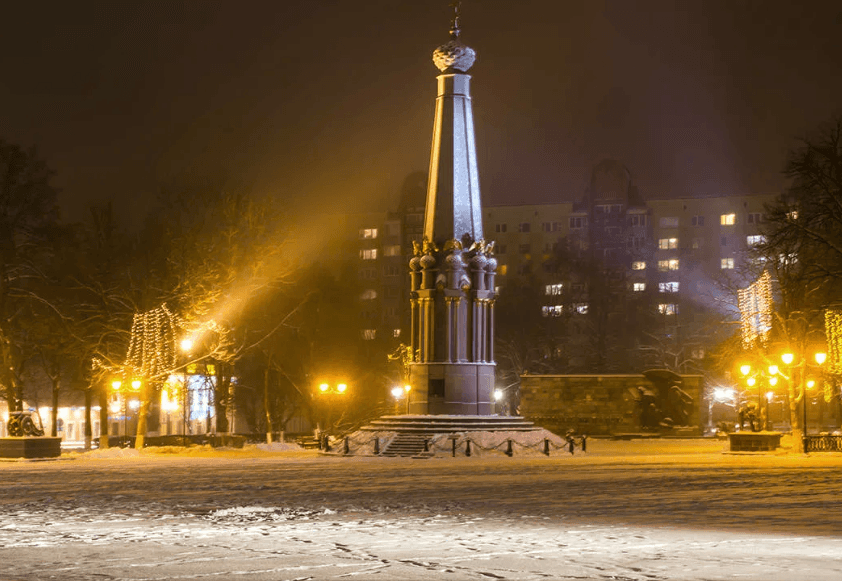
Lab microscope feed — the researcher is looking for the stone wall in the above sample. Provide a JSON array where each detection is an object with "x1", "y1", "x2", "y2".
[{"x1": 519, "y1": 373, "x2": 703, "y2": 436}]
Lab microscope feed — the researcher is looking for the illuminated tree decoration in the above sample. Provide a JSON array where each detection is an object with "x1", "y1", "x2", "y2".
[
  {"x1": 825, "y1": 309, "x2": 842, "y2": 375},
  {"x1": 124, "y1": 303, "x2": 181, "y2": 381},
  {"x1": 738, "y1": 271, "x2": 773, "y2": 348}
]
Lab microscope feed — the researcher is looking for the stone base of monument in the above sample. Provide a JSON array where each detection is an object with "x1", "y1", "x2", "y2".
[
  {"x1": 727, "y1": 431, "x2": 782, "y2": 452},
  {"x1": 336, "y1": 415, "x2": 567, "y2": 458},
  {"x1": 0, "y1": 437, "x2": 62, "y2": 459}
]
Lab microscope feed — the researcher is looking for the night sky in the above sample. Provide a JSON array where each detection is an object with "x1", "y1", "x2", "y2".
[{"x1": 2, "y1": 0, "x2": 840, "y2": 225}]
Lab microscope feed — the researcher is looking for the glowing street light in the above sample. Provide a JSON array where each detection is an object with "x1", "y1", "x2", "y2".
[
  {"x1": 180, "y1": 338, "x2": 194, "y2": 353},
  {"x1": 740, "y1": 364, "x2": 752, "y2": 376},
  {"x1": 781, "y1": 352, "x2": 794, "y2": 366}
]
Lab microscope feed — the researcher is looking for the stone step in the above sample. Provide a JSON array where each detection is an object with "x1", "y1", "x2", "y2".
[
  {"x1": 363, "y1": 415, "x2": 537, "y2": 434},
  {"x1": 381, "y1": 433, "x2": 432, "y2": 457}
]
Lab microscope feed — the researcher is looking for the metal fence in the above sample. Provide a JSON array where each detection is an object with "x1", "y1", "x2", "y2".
[{"x1": 805, "y1": 435, "x2": 842, "y2": 452}]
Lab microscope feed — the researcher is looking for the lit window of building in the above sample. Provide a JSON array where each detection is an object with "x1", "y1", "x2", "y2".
[
  {"x1": 542, "y1": 305, "x2": 563, "y2": 317},
  {"x1": 658, "y1": 238, "x2": 678, "y2": 250},
  {"x1": 393, "y1": 329, "x2": 401, "y2": 338},
  {"x1": 787, "y1": 210, "x2": 799, "y2": 221},
  {"x1": 659, "y1": 282, "x2": 679, "y2": 293},
  {"x1": 658, "y1": 259, "x2": 679, "y2": 271},
  {"x1": 498, "y1": 264, "x2": 507, "y2": 275},
  {"x1": 721, "y1": 257, "x2": 735, "y2": 269},
  {"x1": 361, "y1": 329, "x2": 376, "y2": 340},
  {"x1": 383, "y1": 245, "x2": 401, "y2": 256},
  {"x1": 633, "y1": 282, "x2": 646, "y2": 292},
  {"x1": 359, "y1": 249, "x2": 378, "y2": 260},
  {"x1": 659, "y1": 217, "x2": 679, "y2": 228},
  {"x1": 632, "y1": 261, "x2": 646, "y2": 270},
  {"x1": 359, "y1": 228, "x2": 378, "y2": 239},
  {"x1": 545, "y1": 283, "x2": 563, "y2": 295},
  {"x1": 574, "y1": 303, "x2": 589, "y2": 314},
  {"x1": 658, "y1": 303, "x2": 678, "y2": 315},
  {"x1": 691, "y1": 348, "x2": 705, "y2": 359},
  {"x1": 720, "y1": 213, "x2": 736, "y2": 225},
  {"x1": 360, "y1": 289, "x2": 377, "y2": 300},
  {"x1": 746, "y1": 235, "x2": 766, "y2": 247}
]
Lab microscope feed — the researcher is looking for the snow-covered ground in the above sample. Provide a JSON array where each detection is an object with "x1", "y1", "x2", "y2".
[{"x1": 2, "y1": 438, "x2": 842, "y2": 580}]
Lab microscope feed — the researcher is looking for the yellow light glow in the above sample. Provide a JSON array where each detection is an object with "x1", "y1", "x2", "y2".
[
  {"x1": 131, "y1": 379, "x2": 142, "y2": 390},
  {"x1": 747, "y1": 377, "x2": 757, "y2": 387},
  {"x1": 740, "y1": 364, "x2": 751, "y2": 376},
  {"x1": 494, "y1": 389, "x2": 503, "y2": 401},
  {"x1": 337, "y1": 383, "x2": 347, "y2": 393},
  {"x1": 404, "y1": 384, "x2": 411, "y2": 393},
  {"x1": 815, "y1": 352, "x2": 827, "y2": 365},
  {"x1": 769, "y1": 376, "x2": 778, "y2": 386},
  {"x1": 766, "y1": 391, "x2": 774, "y2": 402},
  {"x1": 180, "y1": 338, "x2": 194, "y2": 352},
  {"x1": 111, "y1": 380, "x2": 122, "y2": 390},
  {"x1": 781, "y1": 352, "x2": 794, "y2": 365},
  {"x1": 319, "y1": 383, "x2": 329, "y2": 393},
  {"x1": 391, "y1": 387, "x2": 404, "y2": 399},
  {"x1": 806, "y1": 379, "x2": 816, "y2": 389},
  {"x1": 768, "y1": 365, "x2": 779, "y2": 376}
]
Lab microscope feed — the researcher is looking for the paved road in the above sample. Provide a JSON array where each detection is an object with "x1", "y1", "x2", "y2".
[{"x1": 1, "y1": 442, "x2": 841, "y2": 580}]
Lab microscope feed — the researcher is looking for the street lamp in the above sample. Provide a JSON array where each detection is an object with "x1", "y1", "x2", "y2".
[
  {"x1": 317, "y1": 382, "x2": 348, "y2": 436},
  {"x1": 391, "y1": 384, "x2": 411, "y2": 414},
  {"x1": 780, "y1": 349, "x2": 827, "y2": 453}
]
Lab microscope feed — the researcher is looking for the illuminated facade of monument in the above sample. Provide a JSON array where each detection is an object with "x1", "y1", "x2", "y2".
[{"x1": 407, "y1": 9, "x2": 497, "y2": 415}]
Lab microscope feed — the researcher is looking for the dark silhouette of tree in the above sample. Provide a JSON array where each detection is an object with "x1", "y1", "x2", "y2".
[{"x1": 0, "y1": 140, "x2": 61, "y2": 412}]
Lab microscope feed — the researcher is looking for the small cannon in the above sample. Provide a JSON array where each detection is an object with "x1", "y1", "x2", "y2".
[{"x1": 7, "y1": 411, "x2": 45, "y2": 437}]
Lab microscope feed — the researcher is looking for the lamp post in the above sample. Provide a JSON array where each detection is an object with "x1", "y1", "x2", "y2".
[
  {"x1": 317, "y1": 382, "x2": 348, "y2": 436},
  {"x1": 391, "y1": 385, "x2": 411, "y2": 415},
  {"x1": 780, "y1": 350, "x2": 826, "y2": 453},
  {"x1": 180, "y1": 339, "x2": 193, "y2": 444}
]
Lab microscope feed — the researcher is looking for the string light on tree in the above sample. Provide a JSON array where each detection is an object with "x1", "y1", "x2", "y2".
[
  {"x1": 738, "y1": 271, "x2": 772, "y2": 349},
  {"x1": 825, "y1": 309, "x2": 842, "y2": 375}
]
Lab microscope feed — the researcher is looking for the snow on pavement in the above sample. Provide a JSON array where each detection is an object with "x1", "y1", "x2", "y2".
[{"x1": 1, "y1": 438, "x2": 841, "y2": 580}]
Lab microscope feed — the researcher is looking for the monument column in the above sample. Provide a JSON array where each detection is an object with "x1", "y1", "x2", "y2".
[{"x1": 407, "y1": 7, "x2": 497, "y2": 416}]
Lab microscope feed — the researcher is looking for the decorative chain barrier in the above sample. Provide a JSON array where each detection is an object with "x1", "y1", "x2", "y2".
[{"x1": 329, "y1": 433, "x2": 589, "y2": 457}]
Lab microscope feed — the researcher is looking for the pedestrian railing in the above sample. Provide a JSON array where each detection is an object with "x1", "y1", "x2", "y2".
[{"x1": 805, "y1": 434, "x2": 842, "y2": 452}]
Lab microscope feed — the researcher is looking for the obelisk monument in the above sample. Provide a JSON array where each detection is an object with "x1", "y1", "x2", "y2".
[{"x1": 408, "y1": 5, "x2": 497, "y2": 415}]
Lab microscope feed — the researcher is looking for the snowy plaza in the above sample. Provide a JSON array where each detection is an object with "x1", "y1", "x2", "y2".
[{"x1": 1, "y1": 438, "x2": 841, "y2": 581}]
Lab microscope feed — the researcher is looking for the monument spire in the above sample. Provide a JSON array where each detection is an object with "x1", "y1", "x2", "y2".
[
  {"x1": 424, "y1": 2, "x2": 482, "y2": 248},
  {"x1": 408, "y1": 4, "x2": 497, "y2": 416}
]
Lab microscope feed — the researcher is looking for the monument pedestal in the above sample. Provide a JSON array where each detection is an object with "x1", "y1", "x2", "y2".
[
  {"x1": 727, "y1": 432, "x2": 782, "y2": 452},
  {"x1": 0, "y1": 437, "x2": 62, "y2": 459}
]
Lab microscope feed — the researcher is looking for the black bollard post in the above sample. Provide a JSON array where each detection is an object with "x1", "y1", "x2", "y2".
[
  {"x1": 374, "y1": 437, "x2": 380, "y2": 455},
  {"x1": 543, "y1": 438, "x2": 550, "y2": 456},
  {"x1": 581, "y1": 435, "x2": 587, "y2": 453},
  {"x1": 424, "y1": 439, "x2": 429, "y2": 452},
  {"x1": 568, "y1": 437, "x2": 574, "y2": 455},
  {"x1": 506, "y1": 439, "x2": 513, "y2": 457},
  {"x1": 324, "y1": 434, "x2": 331, "y2": 452},
  {"x1": 465, "y1": 439, "x2": 472, "y2": 457},
  {"x1": 452, "y1": 437, "x2": 457, "y2": 457},
  {"x1": 344, "y1": 437, "x2": 350, "y2": 455}
]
